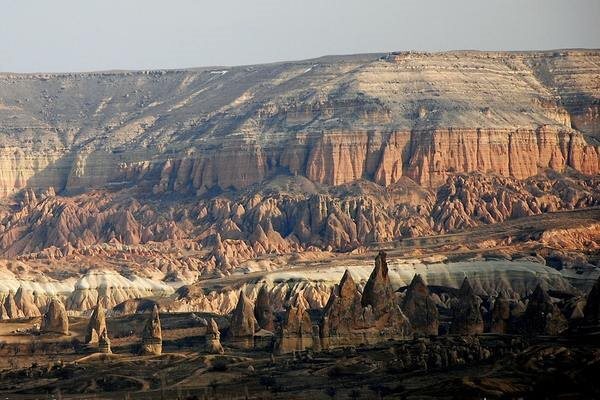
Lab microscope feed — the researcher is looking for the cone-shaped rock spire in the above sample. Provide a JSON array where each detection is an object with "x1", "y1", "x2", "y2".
[
  {"x1": 15, "y1": 287, "x2": 41, "y2": 317},
  {"x1": 206, "y1": 318, "x2": 224, "y2": 354},
  {"x1": 85, "y1": 301, "x2": 107, "y2": 344},
  {"x1": 229, "y1": 291, "x2": 257, "y2": 338},
  {"x1": 254, "y1": 285, "x2": 274, "y2": 332},
  {"x1": 41, "y1": 298, "x2": 69, "y2": 335},
  {"x1": 141, "y1": 305, "x2": 162, "y2": 355},
  {"x1": 521, "y1": 284, "x2": 568, "y2": 335},
  {"x1": 401, "y1": 274, "x2": 439, "y2": 336},
  {"x1": 490, "y1": 292, "x2": 511, "y2": 334},
  {"x1": 4, "y1": 291, "x2": 22, "y2": 319},
  {"x1": 450, "y1": 277, "x2": 483, "y2": 335}
]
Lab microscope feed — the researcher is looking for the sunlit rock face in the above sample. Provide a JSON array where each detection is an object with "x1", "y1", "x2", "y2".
[
  {"x1": 66, "y1": 270, "x2": 174, "y2": 312},
  {"x1": 40, "y1": 298, "x2": 69, "y2": 335},
  {"x1": 0, "y1": 51, "x2": 598, "y2": 197}
]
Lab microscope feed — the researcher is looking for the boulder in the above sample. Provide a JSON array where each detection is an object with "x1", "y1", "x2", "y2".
[
  {"x1": 141, "y1": 305, "x2": 162, "y2": 355},
  {"x1": 41, "y1": 298, "x2": 69, "y2": 335},
  {"x1": 205, "y1": 318, "x2": 224, "y2": 354},
  {"x1": 401, "y1": 274, "x2": 439, "y2": 336},
  {"x1": 450, "y1": 277, "x2": 484, "y2": 335}
]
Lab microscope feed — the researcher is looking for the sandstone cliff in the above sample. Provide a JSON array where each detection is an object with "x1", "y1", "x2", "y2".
[{"x1": 0, "y1": 50, "x2": 598, "y2": 198}]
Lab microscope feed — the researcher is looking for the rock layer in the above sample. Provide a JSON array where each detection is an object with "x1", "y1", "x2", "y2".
[{"x1": 0, "y1": 51, "x2": 598, "y2": 197}]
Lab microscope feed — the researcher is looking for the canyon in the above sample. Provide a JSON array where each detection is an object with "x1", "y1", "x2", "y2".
[
  {"x1": 0, "y1": 50, "x2": 599, "y2": 316},
  {"x1": 0, "y1": 49, "x2": 599, "y2": 399}
]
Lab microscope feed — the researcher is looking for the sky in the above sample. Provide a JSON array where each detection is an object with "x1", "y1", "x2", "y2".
[{"x1": 1, "y1": 0, "x2": 599, "y2": 73}]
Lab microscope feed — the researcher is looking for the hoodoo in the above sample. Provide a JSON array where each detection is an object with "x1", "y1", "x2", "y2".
[
  {"x1": 275, "y1": 294, "x2": 314, "y2": 354},
  {"x1": 205, "y1": 318, "x2": 224, "y2": 354},
  {"x1": 85, "y1": 301, "x2": 107, "y2": 344},
  {"x1": 41, "y1": 298, "x2": 69, "y2": 335},
  {"x1": 15, "y1": 287, "x2": 41, "y2": 317},
  {"x1": 401, "y1": 274, "x2": 439, "y2": 336},
  {"x1": 254, "y1": 285, "x2": 275, "y2": 332},
  {"x1": 490, "y1": 292, "x2": 511, "y2": 334},
  {"x1": 141, "y1": 305, "x2": 162, "y2": 355},
  {"x1": 229, "y1": 291, "x2": 258, "y2": 339},
  {"x1": 521, "y1": 284, "x2": 568, "y2": 335},
  {"x1": 3, "y1": 291, "x2": 22, "y2": 319},
  {"x1": 450, "y1": 277, "x2": 484, "y2": 335}
]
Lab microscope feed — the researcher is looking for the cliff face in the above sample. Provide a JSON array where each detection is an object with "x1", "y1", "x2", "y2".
[
  {"x1": 0, "y1": 50, "x2": 598, "y2": 197},
  {"x1": 0, "y1": 50, "x2": 599, "y2": 268}
]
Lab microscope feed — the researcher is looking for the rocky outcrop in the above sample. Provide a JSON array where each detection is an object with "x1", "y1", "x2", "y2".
[
  {"x1": 254, "y1": 285, "x2": 275, "y2": 332},
  {"x1": 450, "y1": 277, "x2": 484, "y2": 335},
  {"x1": 490, "y1": 292, "x2": 511, "y2": 334},
  {"x1": 521, "y1": 284, "x2": 568, "y2": 335},
  {"x1": 205, "y1": 318, "x2": 224, "y2": 354},
  {"x1": 274, "y1": 295, "x2": 314, "y2": 354},
  {"x1": 3, "y1": 291, "x2": 22, "y2": 319},
  {"x1": 321, "y1": 270, "x2": 365, "y2": 339},
  {"x1": 401, "y1": 274, "x2": 439, "y2": 336},
  {"x1": 41, "y1": 298, "x2": 69, "y2": 335},
  {"x1": 85, "y1": 302, "x2": 107, "y2": 344},
  {"x1": 98, "y1": 330, "x2": 112, "y2": 354},
  {"x1": 15, "y1": 287, "x2": 41, "y2": 317},
  {"x1": 2, "y1": 51, "x2": 598, "y2": 198},
  {"x1": 141, "y1": 305, "x2": 162, "y2": 355},
  {"x1": 228, "y1": 291, "x2": 257, "y2": 339},
  {"x1": 320, "y1": 253, "x2": 412, "y2": 348}
]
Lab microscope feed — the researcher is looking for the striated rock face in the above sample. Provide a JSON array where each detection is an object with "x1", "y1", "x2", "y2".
[
  {"x1": 583, "y1": 277, "x2": 600, "y2": 326},
  {"x1": 521, "y1": 284, "x2": 568, "y2": 335},
  {"x1": 228, "y1": 291, "x2": 257, "y2": 339},
  {"x1": 0, "y1": 51, "x2": 598, "y2": 198},
  {"x1": 450, "y1": 277, "x2": 484, "y2": 335},
  {"x1": 141, "y1": 305, "x2": 162, "y2": 355},
  {"x1": 401, "y1": 274, "x2": 439, "y2": 336},
  {"x1": 205, "y1": 318, "x2": 224, "y2": 354},
  {"x1": 41, "y1": 298, "x2": 69, "y2": 335},
  {"x1": 490, "y1": 292, "x2": 511, "y2": 334},
  {"x1": 85, "y1": 302, "x2": 107, "y2": 344}
]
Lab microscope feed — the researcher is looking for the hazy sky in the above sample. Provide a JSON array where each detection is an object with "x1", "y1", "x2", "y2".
[{"x1": 1, "y1": 0, "x2": 599, "y2": 72}]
